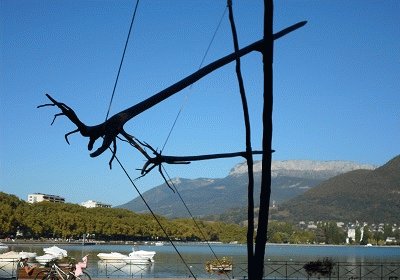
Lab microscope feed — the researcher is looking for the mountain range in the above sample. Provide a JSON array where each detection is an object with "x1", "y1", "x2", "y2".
[
  {"x1": 276, "y1": 155, "x2": 400, "y2": 223},
  {"x1": 118, "y1": 159, "x2": 376, "y2": 219}
]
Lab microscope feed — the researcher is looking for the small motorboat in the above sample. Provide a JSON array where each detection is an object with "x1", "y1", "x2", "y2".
[
  {"x1": 18, "y1": 252, "x2": 37, "y2": 260},
  {"x1": 35, "y1": 253, "x2": 58, "y2": 265},
  {"x1": 124, "y1": 248, "x2": 155, "y2": 264},
  {"x1": 97, "y1": 252, "x2": 128, "y2": 262},
  {"x1": 0, "y1": 251, "x2": 37, "y2": 262},
  {"x1": 98, "y1": 248, "x2": 156, "y2": 265},
  {"x1": 124, "y1": 252, "x2": 152, "y2": 264},
  {"x1": 0, "y1": 243, "x2": 8, "y2": 250},
  {"x1": 36, "y1": 246, "x2": 67, "y2": 265},
  {"x1": 133, "y1": 248, "x2": 155, "y2": 260},
  {"x1": 0, "y1": 251, "x2": 20, "y2": 262},
  {"x1": 43, "y1": 246, "x2": 67, "y2": 258}
]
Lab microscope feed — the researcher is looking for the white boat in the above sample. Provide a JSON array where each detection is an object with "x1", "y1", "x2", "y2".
[
  {"x1": 97, "y1": 252, "x2": 128, "y2": 262},
  {"x1": 154, "y1": 241, "x2": 164, "y2": 246},
  {"x1": 0, "y1": 243, "x2": 8, "y2": 250},
  {"x1": 98, "y1": 248, "x2": 156, "y2": 264},
  {"x1": 0, "y1": 251, "x2": 20, "y2": 262},
  {"x1": 132, "y1": 248, "x2": 155, "y2": 261},
  {"x1": 0, "y1": 251, "x2": 37, "y2": 262},
  {"x1": 124, "y1": 247, "x2": 155, "y2": 264},
  {"x1": 18, "y1": 251, "x2": 37, "y2": 260},
  {"x1": 43, "y1": 246, "x2": 67, "y2": 258},
  {"x1": 35, "y1": 253, "x2": 58, "y2": 265},
  {"x1": 36, "y1": 246, "x2": 67, "y2": 265}
]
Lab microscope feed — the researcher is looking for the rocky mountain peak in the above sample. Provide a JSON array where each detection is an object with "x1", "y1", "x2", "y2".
[{"x1": 229, "y1": 160, "x2": 376, "y2": 178}]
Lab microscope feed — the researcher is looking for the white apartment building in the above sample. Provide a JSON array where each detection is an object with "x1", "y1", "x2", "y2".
[
  {"x1": 27, "y1": 193, "x2": 65, "y2": 203},
  {"x1": 81, "y1": 200, "x2": 111, "y2": 208}
]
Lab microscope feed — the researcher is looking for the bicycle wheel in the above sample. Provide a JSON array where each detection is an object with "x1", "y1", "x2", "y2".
[
  {"x1": 74, "y1": 271, "x2": 91, "y2": 280},
  {"x1": 34, "y1": 270, "x2": 51, "y2": 280}
]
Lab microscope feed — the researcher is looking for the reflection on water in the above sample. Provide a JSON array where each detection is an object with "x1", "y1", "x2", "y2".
[{"x1": 97, "y1": 260, "x2": 154, "y2": 277}]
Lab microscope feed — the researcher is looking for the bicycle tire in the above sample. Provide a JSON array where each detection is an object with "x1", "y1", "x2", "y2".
[
  {"x1": 34, "y1": 269, "x2": 51, "y2": 280},
  {"x1": 74, "y1": 271, "x2": 91, "y2": 280}
]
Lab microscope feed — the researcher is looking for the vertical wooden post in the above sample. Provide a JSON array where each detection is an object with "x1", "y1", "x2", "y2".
[{"x1": 253, "y1": 0, "x2": 274, "y2": 279}]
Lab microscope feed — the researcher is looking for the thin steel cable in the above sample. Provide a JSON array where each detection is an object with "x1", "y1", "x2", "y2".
[
  {"x1": 161, "y1": 165, "x2": 231, "y2": 280},
  {"x1": 109, "y1": 148, "x2": 197, "y2": 279},
  {"x1": 161, "y1": 6, "x2": 227, "y2": 152},
  {"x1": 105, "y1": 0, "x2": 140, "y2": 121},
  {"x1": 157, "y1": 7, "x2": 231, "y2": 278},
  {"x1": 102, "y1": 1, "x2": 196, "y2": 276}
]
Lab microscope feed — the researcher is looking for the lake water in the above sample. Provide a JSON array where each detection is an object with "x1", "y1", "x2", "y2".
[{"x1": 2, "y1": 243, "x2": 400, "y2": 278}]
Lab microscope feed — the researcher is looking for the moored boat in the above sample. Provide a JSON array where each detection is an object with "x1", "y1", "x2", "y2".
[
  {"x1": 36, "y1": 245, "x2": 67, "y2": 265},
  {"x1": 0, "y1": 243, "x2": 9, "y2": 250},
  {"x1": 0, "y1": 251, "x2": 20, "y2": 262},
  {"x1": 35, "y1": 253, "x2": 58, "y2": 265},
  {"x1": 130, "y1": 248, "x2": 155, "y2": 262},
  {"x1": 124, "y1": 251, "x2": 155, "y2": 264},
  {"x1": 97, "y1": 252, "x2": 128, "y2": 262},
  {"x1": 97, "y1": 248, "x2": 156, "y2": 264},
  {"x1": 0, "y1": 251, "x2": 37, "y2": 262}
]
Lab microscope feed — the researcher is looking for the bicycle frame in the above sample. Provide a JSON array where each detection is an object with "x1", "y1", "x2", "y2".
[
  {"x1": 47, "y1": 263, "x2": 74, "y2": 280},
  {"x1": 35, "y1": 256, "x2": 90, "y2": 280}
]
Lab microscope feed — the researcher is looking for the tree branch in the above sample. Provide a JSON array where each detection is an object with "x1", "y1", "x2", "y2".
[
  {"x1": 39, "y1": 21, "x2": 306, "y2": 165},
  {"x1": 140, "y1": 150, "x2": 269, "y2": 175}
]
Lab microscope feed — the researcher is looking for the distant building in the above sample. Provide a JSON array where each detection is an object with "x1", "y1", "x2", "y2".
[
  {"x1": 347, "y1": 228, "x2": 356, "y2": 243},
  {"x1": 307, "y1": 224, "x2": 318, "y2": 230},
  {"x1": 336, "y1": 222, "x2": 345, "y2": 228},
  {"x1": 81, "y1": 200, "x2": 111, "y2": 208},
  {"x1": 386, "y1": 237, "x2": 396, "y2": 244},
  {"x1": 27, "y1": 193, "x2": 65, "y2": 203}
]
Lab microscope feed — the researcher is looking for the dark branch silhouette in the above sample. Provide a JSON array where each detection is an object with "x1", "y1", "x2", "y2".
[
  {"x1": 38, "y1": 22, "x2": 305, "y2": 168},
  {"x1": 140, "y1": 149, "x2": 269, "y2": 176},
  {"x1": 226, "y1": 1, "x2": 256, "y2": 276}
]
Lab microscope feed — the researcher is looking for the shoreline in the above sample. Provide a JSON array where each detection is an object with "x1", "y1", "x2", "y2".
[{"x1": 2, "y1": 239, "x2": 399, "y2": 248}]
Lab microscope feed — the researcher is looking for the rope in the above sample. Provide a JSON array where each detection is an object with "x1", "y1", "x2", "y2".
[
  {"x1": 105, "y1": 0, "x2": 140, "y2": 121},
  {"x1": 161, "y1": 6, "x2": 227, "y2": 152}
]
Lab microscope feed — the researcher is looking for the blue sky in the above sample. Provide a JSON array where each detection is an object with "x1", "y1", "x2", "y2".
[{"x1": 1, "y1": 1, "x2": 399, "y2": 206}]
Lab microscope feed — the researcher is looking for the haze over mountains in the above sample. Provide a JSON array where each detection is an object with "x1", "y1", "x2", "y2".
[{"x1": 118, "y1": 159, "x2": 376, "y2": 219}]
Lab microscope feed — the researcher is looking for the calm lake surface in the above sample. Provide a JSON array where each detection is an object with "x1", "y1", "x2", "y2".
[{"x1": 4, "y1": 243, "x2": 400, "y2": 278}]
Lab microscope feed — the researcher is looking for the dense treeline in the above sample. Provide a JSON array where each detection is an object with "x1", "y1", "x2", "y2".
[
  {"x1": 3, "y1": 192, "x2": 396, "y2": 245},
  {"x1": 0, "y1": 192, "x2": 246, "y2": 242}
]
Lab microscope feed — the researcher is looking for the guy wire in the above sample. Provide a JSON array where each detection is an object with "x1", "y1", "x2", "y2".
[
  {"x1": 102, "y1": 1, "x2": 196, "y2": 277},
  {"x1": 161, "y1": 6, "x2": 227, "y2": 152},
  {"x1": 110, "y1": 148, "x2": 197, "y2": 279},
  {"x1": 105, "y1": 0, "x2": 140, "y2": 121},
  {"x1": 161, "y1": 165, "x2": 231, "y2": 280}
]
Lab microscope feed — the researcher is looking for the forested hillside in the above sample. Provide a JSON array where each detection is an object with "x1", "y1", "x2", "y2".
[
  {"x1": 0, "y1": 192, "x2": 246, "y2": 243},
  {"x1": 276, "y1": 155, "x2": 400, "y2": 223},
  {"x1": 119, "y1": 160, "x2": 372, "y2": 218}
]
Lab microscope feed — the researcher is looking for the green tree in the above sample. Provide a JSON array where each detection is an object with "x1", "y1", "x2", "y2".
[
  {"x1": 319, "y1": 222, "x2": 346, "y2": 244},
  {"x1": 355, "y1": 227, "x2": 362, "y2": 244},
  {"x1": 360, "y1": 226, "x2": 372, "y2": 245}
]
